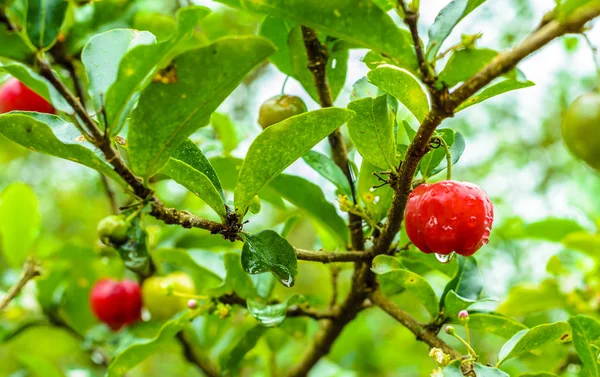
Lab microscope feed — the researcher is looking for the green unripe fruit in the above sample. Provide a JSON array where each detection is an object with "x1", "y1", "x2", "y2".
[
  {"x1": 142, "y1": 272, "x2": 195, "y2": 320},
  {"x1": 562, "y1": 92, "x2": 600, "y2": 171},
  {"x1": 97, "y1": 215, "x2": 130, "y2": 245},
  {"x1": 258, "y1": 95, "x2": 307, "y2": 129}
]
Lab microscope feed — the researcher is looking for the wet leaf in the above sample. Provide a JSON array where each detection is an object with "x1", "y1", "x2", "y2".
[
  {"x1": 241, "y1": 230, "x2": 298, "y2": 288},
  {"x1": 302, "y1": 150, "x2": 351, "y2": 197},
  {"x1": 358, "y1": 158, "x2": 394, "y2": 223},
  {"x1": 114, "y1": 213, "x2": 152, "y2": 276},
  {"x1": 247, "y1": 294, "x2": 304, "y2": 327}
]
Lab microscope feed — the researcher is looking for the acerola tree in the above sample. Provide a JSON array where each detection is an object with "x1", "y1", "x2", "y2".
[{"x1": 0, "y1": 0, "x2": 599, "y2": 377}]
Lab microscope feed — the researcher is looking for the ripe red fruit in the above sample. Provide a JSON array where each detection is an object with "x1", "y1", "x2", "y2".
[
  {"x1": 405, "y1": 180, "x2": 493, "y2": 257},
  {"x1": 90, "y1": 278, "x2": 142, "y2": 330},
  {"x1": 0, "y1": 78, "x2": 55, "y2": 114}
]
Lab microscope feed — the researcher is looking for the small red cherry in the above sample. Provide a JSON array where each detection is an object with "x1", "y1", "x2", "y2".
[
  {"x1": 90, "y1": 278, "x2": 142, "y2": 331},
  {"x1": 405, "y1": 180, "x2": 493, "y2": 257},
  {"x1": 0, "y1": 78, "x2": 55, "y2": 114}
]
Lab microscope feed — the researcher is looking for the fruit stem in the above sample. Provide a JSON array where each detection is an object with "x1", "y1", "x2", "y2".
[
  {"x1": 582, "y1": 33, "x2": 600, "y2": 91},
  {"x1": 438, "y1": 136, "x2": 452, "y2": 180},
  {"x1": 281, "y1": 76, "x2": 290, "y2": 95}
]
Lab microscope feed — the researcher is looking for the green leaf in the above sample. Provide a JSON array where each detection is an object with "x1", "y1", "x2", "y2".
[
  {"x1": 211, "y1": 112, "x2": 239, "y2": 155},
  {"x1": 451, "y1": 313, "x2": 528, "y2": 339},
  {"x1": 569, "y1": 316, "x2": 600, "y2": 377},
  {"x1": 259, "y1": 16, "x2": 294, "y2": 76},
  {"x1": 302, "y1": 150, "x2": 352, "y2": 197},
  {"x1": 441, "y1": 256, "x2": 483, "y2": 309},
  {"x1": 0, "y1": 23, "x2": 32, "y2": 61},
  {"x1": 497, "y1": 280, "x2": 565, "y2": 317},
  {"x1": 498, "y1": 321, "x2": 571, "y2": 365},
  {"x1": 268, "y1": 174, "x2": 349, "y2": 247},
  {"x1": 429, "y1": 131, "x2": 465, "y2": 176},
  {"x1": 81, "y1": 29, "x2": 156, "y2": 112},
  {"x1": 0, "y1": 112, "x2": 126, "y2": 187},
  {"x1": 106, "y1": 311, "x2": 196, "y2": 377},
  {"x1": 439, "y1": 48, "x2": 498, "y2": 87},
  {"x1": 241, "y1": 230, "x2": 298, "y2": 288},
  {"x1": 25, "y1": 0, "x2": 68, "y2": 49},
  {"x1": 418, "y1": 128, "x2": 455, "y2": 178},
  {"x1": 443, "y1": 290, "x2": 483, "y2": 318},
  {"x1": 128, "y1": 36, "x2": 275, "y2": 178},
  {"x1": 219, "y1": 325, "x2": 268, "y2": 374},
  {"x1": 209, "y1": 252, "x2": 259, "y2": 300},
  {"x1": 161, "y1": 140, "x2": 226, "y2": 219},
  {"x1": 518, "y1": 373, "x2": 559, "y2": 377},
  {"x1": 371, "y1": 255, "x2": 439, "y2": 318},
  {"x1": 426, "y1": 0, "x2": 488, "y2": 61},
  {"x1": 556, "y1": 0, "x2": 596, "y2": 20},
  {"x1": 473, "y1": 364, "x2": 510, "y2": 377},
  {"x1": 347, "y1": 94, "x2": 396, "y2": 170},
  {"x1": 287, "y1": 26, "x2": 348, "y2": 102},
  {"x1": 563, "y1": 232, "x2": 600, "y2": 258},
  {"x1": 247, "y1": 294, "x2": 304, "y2": 327},
  {"x1": 114, "y1": 214, "x2": 151, "y2": 276},
  {"x1": 0, "y1": 61, "x2": 72, "y2": 113},
  {"x1": 456, "y1": 79, "x2": 535, "y2": 112},
  {"x1": 104, "y1": 7, "x2": 212, "y2": 135},
  {"x1": 358, "y1": 158, "x2": 394, "y2": 223},
  {"x1": 234, "y1": 107, "x2": 354, "y2": 213},
  {"x1": 225, "y1": 0, "x2": 417, "y2": 72},
  {"x1": 0, "y1": 183, "x2": 40, "y2": 268},
  {"x1": 522, "y1": 218, "x2": 585, "y2": 242},
  {"x1": 367, "y1": 66, "x2": 429, "y2": 122}
]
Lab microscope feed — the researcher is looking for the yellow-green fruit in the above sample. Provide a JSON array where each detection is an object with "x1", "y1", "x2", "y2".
[
  {"x1": 97, "y1": 215, "x2": 130, "y2": 245},
  {"x1": 142, "y1": 272, "x2": 195, "y2": 320},
  {"x1": 258, "y1": 95, "x2": 307, "y2": 129},
  {"x1": 562, "y1": 92, "x2": 600, "y2": 171}
]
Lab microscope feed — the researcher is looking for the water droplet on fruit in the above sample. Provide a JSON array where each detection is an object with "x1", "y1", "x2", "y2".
[
  {"x1": 435, "y1": 252, "x2": 454, "y2": 264},
  {"x1": 426, "y1": 217, "x2": 438, "y2": 228},
  {"x1": 468, "y1": 216, "x2": 478, "y2": 227}
]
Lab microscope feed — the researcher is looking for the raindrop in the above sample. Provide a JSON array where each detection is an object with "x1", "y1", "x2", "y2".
[
  {"x1": 468, "y1": 216, "x2": 478, "y2": 227},
  {"x1": 279, "y1": 275, "x2": 294, "y2": 288},
  {"x1": 373, "y1": 196, "x2": 380, "y2": 204},
  {"x1": 435, "y1": 252, "x2": 455, "y2": 264},
  {"x1": 369, "y1": 187, "x2": 376, "y2": 192}
]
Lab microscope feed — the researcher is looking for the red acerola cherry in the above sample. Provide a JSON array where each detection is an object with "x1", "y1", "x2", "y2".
[
  {"x1": 89, "y1": 278, "x2": 142, "y2": 331},
  {"x1": 0, "y1": 78, "x2": 55, "y2": 114},
  {"x1": 405, "y1": 180, "x2": 494, "y2": 257}
]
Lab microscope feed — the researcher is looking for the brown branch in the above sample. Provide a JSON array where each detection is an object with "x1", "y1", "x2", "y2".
[
  {"x1": 0, "y1": 259, "x2": 41, "y2": 312},
  {"x1": 301, "y1": 26, "x2": 364, "y2": 251},
  {"x1": 329, "y1": 265, "x2": 340, "y2": 308},
  {"x1": 396, "y1": 0, "x2": 435, "y2": 87},
  {"x1": 371, "y1": 290, "x2": 462, "y2": 359},
  {"x1": 294, "y1": 249, "x2": 370, "y2": 263},
  {"x1": 177, "y1": 332, "x2": 220, "y2": 377},
  {"x1": 372, "y1": 3, "x2": 600, "y2": 258}
]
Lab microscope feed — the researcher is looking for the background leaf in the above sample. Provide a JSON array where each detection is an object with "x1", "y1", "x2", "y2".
[
  {"x1": 234, "y1": 108, "x2": 354, "y2": 213},
  {"x1": 25, "y1": 0, "x2": 68, "y2": 49},
  {"x1": 82, "y1": 29, "x2": 156, "y2": 112},
  {"x1": 302, "y1": 150, "x2": 351, "y2": 197},
  {"x1": 498, "y1": 322, "x2": 571, "y2": 365},
  {"x1": 426, "y1": 0, "x2": 488, "y2": 60},
  {"x1": 0, "y1": 112, "x2": 126, "y2": 187},
  {"x1": 456, "y1": 79, "x2": 535, "y2": 111},
  {"x1": 568, "y1": 315, "x2": 600, "y2": 377},
  {"x1": 128, "y1": 36, "x2": 275, "y2": 178},
  {"x1": 0, "y1": 183, "x2": 40, "y2": 268}
]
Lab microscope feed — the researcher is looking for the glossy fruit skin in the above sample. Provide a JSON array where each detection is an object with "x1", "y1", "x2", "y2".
[
  {"x1": 405, "y1": 180, "x2": 493, "y2": 256},
  {"x1": 142, "y1": 272, "x2": 195, "y2": 320},
  {"x1": 97, "y1": 215, "x2": 130, "y2": 245},
  {"x1": 90, "y1": 279, "x2": 142, "y2": 331},
  {"x1": 562, "y1": 92, "x2": 600, "y2": 171},
  {"x1": 258, "y1": 94, "x2": 307, "y2": 129},
  {"x1": 0, "y1": 78, "x2": 55, "y2": 114}
]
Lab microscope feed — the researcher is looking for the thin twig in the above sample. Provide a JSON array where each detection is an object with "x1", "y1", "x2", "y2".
[
  {"x1": 294, "y1": 249, "x2": 370, "y2": 263},
  {"x1": 100, "y1": 173, "x2": 119, "y2": 214},
  {"x1": 370, "y1": 290, "x2": 462, "y2": 359},
  {"x1": 329, "y1": 265, "x2": 340, "y2": 308},
  {"x1": 0, "y1": 259, "x2": 41, "y2": 312}
]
